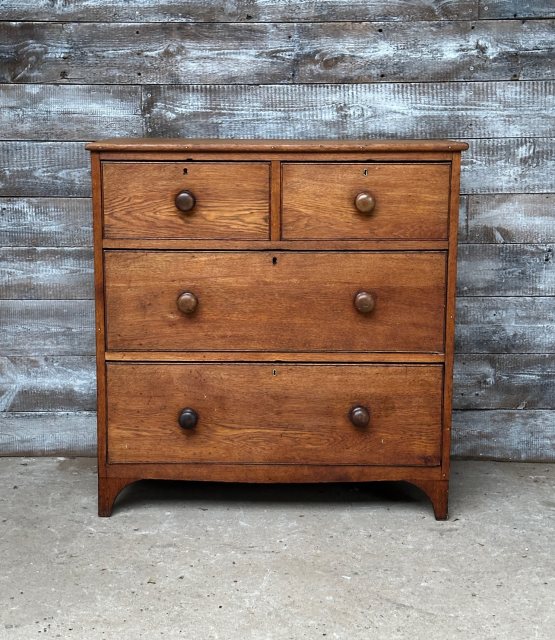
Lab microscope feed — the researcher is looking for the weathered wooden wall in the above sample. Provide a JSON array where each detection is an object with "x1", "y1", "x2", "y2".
[{"x1": 0, "y1": 1, "x2": 553, "y2": 460}]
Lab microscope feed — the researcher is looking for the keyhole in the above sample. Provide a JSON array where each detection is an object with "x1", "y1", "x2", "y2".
[
  {"x1": 272, "y1": 256, "x2": 278, "y2": 265},
  {"x1": 272, "y1": 369, "x2": 277, "y2": 376},
  {"x1": 363, "y1": 169, "x2": 368, "y2": 176},
  {"x1": 183, "y1": 168, "x2": 188, "y2": 175}
]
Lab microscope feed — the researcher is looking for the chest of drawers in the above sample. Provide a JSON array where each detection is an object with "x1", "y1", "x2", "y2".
[{"x1": 87, "y1": 138, "x2": 467, "y2": 519}]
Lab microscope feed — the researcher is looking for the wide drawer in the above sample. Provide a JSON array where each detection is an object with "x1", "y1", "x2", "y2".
[
  {"x1": 104, "y1": 251, "x2": 446, "y2": 352},
  {"x1": 282, "y1": 163, "x2": 450, "y2": 240},
  {"x1": 107, "y1": 363, "x2": 443, "y2": 465},
  {"x1": 102, "y1": 162, "x2": 270, "y2": 239}
]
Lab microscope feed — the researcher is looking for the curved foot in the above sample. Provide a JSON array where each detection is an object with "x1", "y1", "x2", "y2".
[
  {"x1": 410, "y1": 479, "x2": 449, "y2": 520},
  {"x1": 98, "y1": 476, "x2": 136, "y2": 517}
]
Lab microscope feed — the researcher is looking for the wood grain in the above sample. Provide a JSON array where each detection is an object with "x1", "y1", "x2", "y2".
[
  {"x1": 0, "y1": 248, "x2": 93, "y2": 300},
  {"x1": 293, "y1": 20, "x2": 555, "y2": 84},
  {"x1": 282, "y1": 162, "x2": 450, "y2": 240},
  {"x1": 479, "y1": 2, "x2": 555, "y2": 19},
  {"x1": 103, "y1": 462, "x2": 441, "y2": 482},
  {"x1": 106, "y1": 363, "x2": 443, "y2": 465},
  {"x1": 104, "y1": 251, "x2": 446, "y2": 353},
  {"x1": 460, "y1": 138, "x2": 555, "y2": 194},
  {"x1": 410, "y1": 478, "x2": 448, "y2": 520},
  {"x1": 467, "y1": 194, "x2": 555, "y2": 243},
  {"x1": 2, "y1": 138, "x2": 549, "y2": 202},
  {"x1": 91, "y1": 151, "x2": 108, "y2": 478},
  {"x1": 102, "y1": 238, "x2": 450, "y2": 251},
  {"x1": 0, "y1": 411, "x2": 96, "y2": 456},
  {"x1": 0, "y1": 0, "x2": 551, "y2": 469},
  {"x1": 103, "y1": 161, "x2": 270, "y2": 239},
  {"x1": 4, "y1": 353, "x2": 548, "y2": 416},
  {"x1": 454, "y1": 354, "x2": 555, "y2": 410},
  {"x1": 0, "y1": 85, "x2": 143, "y2": 140},
  {"x1": 89, "y1": 138, "x2": 468, "y2": 152},
  {"x1": 105, "y1": 351, "x2": 446, "y2": 363},
  {"x1": 0, "y1": 198, "x2": 92, "y2": 247},
  {"x1": 7, "y1": 409, "x2": 555, "y2": 463},
  {"x1": 1, "y1": 20, "x2": 552, "y2": 84},
  {"x1": 0, "y1": 300, "x2": 95, "y2": 355},
  {"x1": 457, "y1": 244, "x2": 554, "y2": 296},
  {"x1": 452, "y1": 410, "x2": 555, "y2": 461},
  {"x1": 0, "y1": 1, "x2": 479, "y2": 22},
  {"x1": 145, "y1": 81, "x2": 555, "y2": 140},
  {"x1": 456, "y1": 297, "x2": 555, "y2": 353},
  {"x1": 441, "y1": 152, "x2": 462, "y2": 480},
  {"x1": 0, "y1": 356, "x2": 95, "y2": 412},
  {"x1": 0, "y1": 142, "x2": 89, "y2": 197}
]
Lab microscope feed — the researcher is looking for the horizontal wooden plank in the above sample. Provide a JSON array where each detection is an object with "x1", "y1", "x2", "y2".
[
  {"x1": 480, "y1": 2, "x2": 555, "y2": 19},
  {"x1": 467, "y1": 193, "x2": 555, "y2": 243},
  {"x1": 0, "y1": 241, "x2": 551, "y2": 308},
  {"x1": 0, "y1": 142, "x2": 90, "y2": 197},
  {"x1": 452, "y1": 410, "x2": 555, "y2": 461},
  {"x1": 29, "y1": 246, "x2": 555, "y2": 304},
  {"x1": 2, "y1": 355, "x2": 552, "y2": 414},
  {"x1": 1, "y1": 20, "x2": 552, "y2": 84},
  {"x1": 453, "y1": 354, "x2": 555, "y2": 410},
  {"x1": 3, "y1": 409, "x2": 553, "y2": 461},
  {"x1": 89, "y1": 137, "x2": 468, "y2": 152},
  {"x1": 0, "y1": 194, "x2": 555, "y2": 247},
  {"x1": 145, "y1": 81, "x2": 555, "y2": 139},
  {"x1": 458, "y1": 196, "x2": 468, "y2": 242},
  {"x1": 0, "y1": 356, "x2": 96, "y2": 412},
  {"x1": 457, "y1": 244, "x2": 554, "y2": 296},
  {"x1": 461, "y1": 138, "x2": 555, "y2": 194},
  {"x1": 0, "y1": 198, "x2": 92, "y2": 247},
  {"x1": 0, "y1": 85, "x2": 143, "y2": 141},
  {"x1": 295, "y1": 20, "x2": 555, "y2": 84},
  {"x1": 0, "y1": 1, "x2": 478, "y2": 22},
  {"x1": 455, "y1": 297, "x2": 555, "y2": 353},
  {"x1": 0, "y1": 301, "x2": 95, "y2": 356},
  {"x1": 0, "y1": 248, "x2": 93, "y2": 300},
  {"x1": 1, "y1": 138, "x2": 552, "y2": 197},
  {"x1": 0, "y1": 411, "x2": 96, "y2": 456}
]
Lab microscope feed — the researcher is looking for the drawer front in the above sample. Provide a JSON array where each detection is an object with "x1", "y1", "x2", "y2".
[
  {"x1": 104, "y1": 251, "x2": 446, "y2": 352},
  {"x1": 107, "y1": 363, "x2": 443, "y2": 465},
  {"x1": 282, "y1": 163, "x2": 450, "y2": 240},
  {"x1": 102, "y1": 162, "x2": 270, "y2": 239}
]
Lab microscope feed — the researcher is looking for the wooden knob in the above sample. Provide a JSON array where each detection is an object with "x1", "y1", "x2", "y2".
[
  {"x1": 177, "y1": 291, "x2": 198, "y2": 314},
  {"x1": 355, "y1": 192, "x2": 376, "y2": 214},
  {"x1": 178, "y1": 408, "x2": 198, "y2": 430},
  {"x1": 354, "y1": 291, "x2": 375, "y2": 314},
  {"x1": 349, "y1": 406, "x2": 370, "y2": 428},
  {"x1": 175, "y1": 190, "x2": 196, "y2": 213}
]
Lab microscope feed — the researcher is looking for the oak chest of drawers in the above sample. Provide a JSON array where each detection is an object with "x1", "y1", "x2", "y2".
[{"x1": 87, "y1": 138, "x2": 467, "y2": 519}]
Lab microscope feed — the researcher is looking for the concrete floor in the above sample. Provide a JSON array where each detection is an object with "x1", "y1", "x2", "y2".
[{"x1": 0, "y1": 459, "x2": 553, "y2": 639}]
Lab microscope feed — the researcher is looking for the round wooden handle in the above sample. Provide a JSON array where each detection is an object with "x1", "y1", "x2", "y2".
[
  {"x1": 175, "y1": 190, "x2": 196, "y2": 213},
  {"x1": 177, "y1": 291, "x2": 198, "y2": 314},
  {"x1": 178, "y1": 408, "x2": 198, "y2": 430},
  {"x1": 349, "y1": 406, "x2": 370, "y2": 428},
  {"x1": 354, "y1": 291, "x2": 375, "y2": 314},
  {"x1": 354, "y1": 192, "x2": 376, "y2": 214}
]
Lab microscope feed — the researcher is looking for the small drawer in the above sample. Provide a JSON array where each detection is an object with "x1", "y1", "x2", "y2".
[
  {"x1": 107, "y1": 363, "x2": 443, "y2": 465},
  {"x1": 102, "y1": 162, "x2": 270, "y2": 239},
  {"x1": 104, "y1": 251, "x2": 446, "y2": 353},
  {"x1": 282, "y1": 163, "x2": 450, "y2": 240}
]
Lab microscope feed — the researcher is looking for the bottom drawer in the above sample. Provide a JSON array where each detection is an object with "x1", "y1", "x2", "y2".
[{"x1": 106, "y1": 363, "x2": 443, "y2": 466}]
